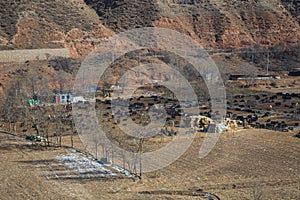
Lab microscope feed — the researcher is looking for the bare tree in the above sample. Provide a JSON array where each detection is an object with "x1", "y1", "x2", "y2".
[
  {"x1": 28, "y1": 76, "x2": 38, "y2": 96},
  {"x1": 1, "y1": 79, "x2": 27, "y2": 133},
  {"x1": 57, "y1": 72, "x2": 67, "y2": 93},
  {"x1": 215, "y1": 60, "x2": 231, "y2": 81},
  {"x1": 240, "y1": 63, "x2": 258, "y2": 87}
]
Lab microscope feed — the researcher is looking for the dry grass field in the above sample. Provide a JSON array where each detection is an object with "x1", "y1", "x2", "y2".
[{"x1": 1, "y1": 127, "x2": 299, "y2": 200}]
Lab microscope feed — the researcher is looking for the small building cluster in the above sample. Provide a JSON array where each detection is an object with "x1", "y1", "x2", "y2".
[
  {"x1": 288, "y1": 68, "x2": 300, "y2": 76},
  {"x1": 229, "y1": 74, "x2": 280, "y2": 80},
  {"x1": 55, "y1": 93, "x2": 73, "y2": 104}
]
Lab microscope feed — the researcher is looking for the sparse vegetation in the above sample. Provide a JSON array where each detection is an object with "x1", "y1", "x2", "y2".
[
  {"x1": 48, "y1": 56, "x2": 73, "y2": 73},
  {"x1": 0, "y1": 0, "x2": 299, "y2": 199}
]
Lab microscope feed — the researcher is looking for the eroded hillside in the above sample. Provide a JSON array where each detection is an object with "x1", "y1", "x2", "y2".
[
  {"x1": 0, "y1": 0, "x2": 299, "y2": 54},
  {"x1": 0, "y1": 0, "x2": 113, "y2": 56},
  {"x1": 85, "y1": 0, "x2": 300, "y2": 49},
  {"x1": 0, "y1": 0, "x2": 299, "y2": 96}
]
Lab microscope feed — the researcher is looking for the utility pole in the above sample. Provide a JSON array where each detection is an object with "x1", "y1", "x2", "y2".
[
  {"x1": 138, "y1": 50, "x2": 140, "y2": 79},
  {"x1": 251, "y1": 0, "x2": 255, "y2": 66}
]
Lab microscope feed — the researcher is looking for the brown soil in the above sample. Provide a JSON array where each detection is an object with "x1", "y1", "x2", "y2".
[{"x1": 0, "y1": 128, "x2": 299, "y2": 199}]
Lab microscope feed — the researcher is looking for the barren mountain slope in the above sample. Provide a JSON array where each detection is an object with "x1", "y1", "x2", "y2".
[
  {"x1": 0, "y1": 0, "x2": 299, "y2": 52},
  {"x1": 85, "y1": 0, "x2": 300, "y2": 49},
  {"x1": 0, "y1": 0, "x2": 299, "y2": 97},
  {"x1": 0, "y1": 0, "x2": 113, "y2": 56}
]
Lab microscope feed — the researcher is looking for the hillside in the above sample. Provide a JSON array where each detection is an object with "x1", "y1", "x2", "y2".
[
  {"x1": 0, "y1": 0, "x2": 299, "y2": 53},
  {"x1": 86, "y1": 0, "x2": 300, "y2": 49},
  {"x1": 0, "y1": 0, "x2": 299, "y2": 97},
  {"x1": 0, "y1": 0, "x2": 113, "y2": 56}
]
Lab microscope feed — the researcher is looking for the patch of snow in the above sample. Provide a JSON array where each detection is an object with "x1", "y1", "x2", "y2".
[
  {"x1": 56, "y1": 152, "x2": 117, "y2": 177},
  {"x1": 56, "y1": 151, "x2": 135, "y2": 179},
  {"x1": 105, "y1": 164, "x2": 135, "y2": 178}
]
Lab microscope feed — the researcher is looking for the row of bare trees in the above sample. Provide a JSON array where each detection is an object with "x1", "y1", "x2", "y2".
[{"x1": 0, "y1": 61, "x2": 76, "y2": 146}]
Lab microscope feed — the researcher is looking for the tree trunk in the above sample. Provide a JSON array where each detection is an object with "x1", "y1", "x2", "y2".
[
  {"x1": 71, "y1": 122, "x2": 74, "y2": 148},
  {"x1": 102, "y1": 145, "x2": 106, "y2": 158},
  {"x1": 122, "y1": 152, "x2": 126, "y2": 169},
  {"x1": 111, "y1": 147, "x2": 114, "y2": 164},
  {"x1": 59, "y1": 124, "x2": 62, "y2": 147},
  {"x1": 46, "y1": 129, "x2": 50, "y2": 147},
  {"x1": 13, "y1": 122, "x2": 16, "y2": 133},
  {"x1": 95, "y1": 143, "x2": 98, "y2": 159},
  {"x1": 36, "y1": 124, "x2": 40, "y2": 136},
  {"x1": 139, "y1": 138, "x2": 143, "y2": 179},
  {"x1": 9, "y1": 122, "x2": 12, "y2": 132},
  {"x1": 71, "y1": 131, "x2": 74, "y2": 148},
  {"x1": 132, "y1": 155, "x2": 137, "y2": 175}
]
